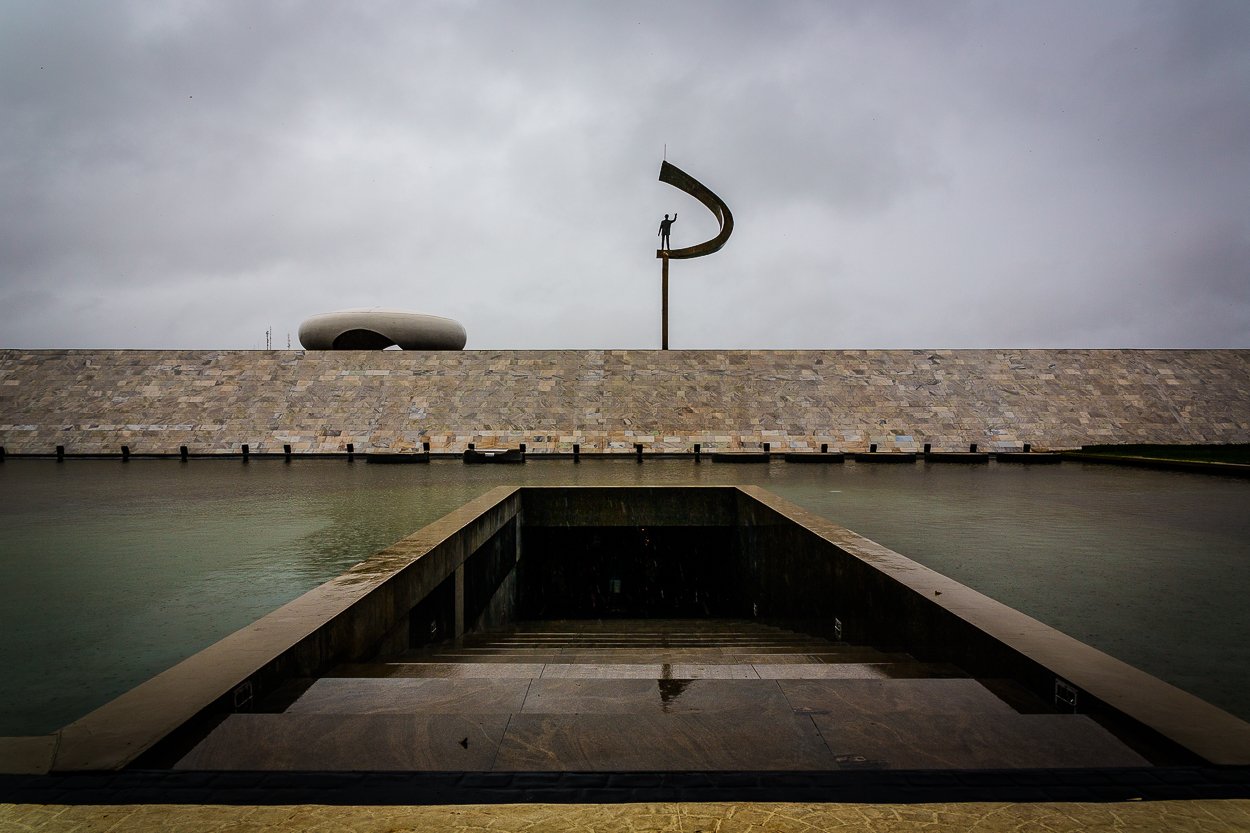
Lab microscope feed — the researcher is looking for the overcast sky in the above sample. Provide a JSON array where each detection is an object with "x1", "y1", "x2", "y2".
[{"x1": 2, "y1": 1, "x2": 1248, "y2": 350}]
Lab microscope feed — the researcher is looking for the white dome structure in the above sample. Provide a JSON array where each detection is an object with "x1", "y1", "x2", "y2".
[{"x1": 298, "y1": 309, "x2": 467, "y2": 351}]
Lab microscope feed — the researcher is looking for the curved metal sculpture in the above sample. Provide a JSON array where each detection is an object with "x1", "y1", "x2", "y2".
[
  {"x1": 657, "y1": 160, "x2": 734, "y2": 259},
  {"x1": 655, "y1": 161, "x2": 734, "y2": 348}
]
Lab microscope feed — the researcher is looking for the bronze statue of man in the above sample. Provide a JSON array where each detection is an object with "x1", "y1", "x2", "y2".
[{"x1": 658, "y1": 212, "x2": 677, "y2": 250}]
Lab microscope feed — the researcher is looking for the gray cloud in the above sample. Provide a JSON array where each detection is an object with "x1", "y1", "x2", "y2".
[{"x1": 1, "y1": 0, "x2": 1247, "y2": 349}]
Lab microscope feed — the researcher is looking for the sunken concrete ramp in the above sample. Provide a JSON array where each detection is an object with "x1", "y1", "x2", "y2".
[{"x1": 177, "y1": 619, "x2": 1147, "y2": 772}]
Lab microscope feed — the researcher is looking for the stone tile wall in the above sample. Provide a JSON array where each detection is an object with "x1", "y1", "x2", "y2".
[{"x1": 0, "y1": 349, "x2": 1247, "y2": 455}]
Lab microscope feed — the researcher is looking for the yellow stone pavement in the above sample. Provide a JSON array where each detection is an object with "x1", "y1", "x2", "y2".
[{"x1": 3, "y1": 801, "x2": 1250, "y2": 832}]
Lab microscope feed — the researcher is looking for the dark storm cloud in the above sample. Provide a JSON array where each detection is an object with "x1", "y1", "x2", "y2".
[{"x1": 0, "y1": 0, "x2": 1246, "y2": 349}]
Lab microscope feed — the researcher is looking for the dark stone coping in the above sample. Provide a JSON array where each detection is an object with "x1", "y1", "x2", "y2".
[
  {"x1": 0, "y1": 452, "x2": 322, "y2": 460},
  {"x1": 852, "y1": 453, "x2": 918, "y2": 463},
  {"x1": 709, "y1": 452, "x2": 771, "y2": 463},
  {"x1": 1063, "y1": 453, "x2": 1250, "y2": 479},
  {"x1": 522, "y1": 452, "x2": 700, "y2": 459},
  {"x1": 1, "y1": 450, "x2": 1024, "y2": 463},
  {"x1": 995, "y1": 452, "x2": 1063, "y2": 463},
  {"x1": 924, "y1": 452, "x2": 990, "y2": 463},
  {"x1": 3, "y1": 766, "x2": 1249, "y2": 806},
  {"x1": 365, "y1": 452, "x2": 430, "y2": 464}
]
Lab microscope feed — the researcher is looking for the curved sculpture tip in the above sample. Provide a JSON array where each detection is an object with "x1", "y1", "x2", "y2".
[{"x1": 658, "y1": 160, "x2": 734, "y2": 260}]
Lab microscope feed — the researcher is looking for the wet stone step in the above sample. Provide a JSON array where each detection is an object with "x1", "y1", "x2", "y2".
[
  {"x1": 403, "y1": 648, "x2": 913, "y2": 664},
  {"x1": 459, "y1": 637, "x2": 838, "y2": 645},
  {"x1": 401, "y1": 653, "x2": 907, "y2": 666},
  {"x1": 503, "y1": 622, "x2": 814, "y2": 637},
  {"x1": 327, "y1": 661, "x2": 966, "y2": 680},
  {"x1": 286, "y1": 677, "x2": 1007, "y2": 719},
  {"x1": 284, "y1": 678, "x2": 532, "y2": 715},
  {"x1": 455, "y1": 633, "x2": 839, "y2": 639},
  {"x1": 429, "y1": 645, "x2": 855, "y2": 656},
  {"x1": 176, "y1": 694, "x2": 1149, "y2": 772},
  {"x1": 471, "y1": 625, "x2": 830, "y2": 635},
  {"x1": 488, "y1": 636, "x2": 825, "y2": 643},
  {"x1": 176, "y1": 713, "x2": 507, "y2": 771}
]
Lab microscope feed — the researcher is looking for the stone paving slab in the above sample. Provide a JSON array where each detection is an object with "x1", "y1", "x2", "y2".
[
  {"x1": 283, "y1": 678, "x2": 531, "y2": 716},
  {"x1": 812, "y1": 711, "x2": 1150, "y2": 770},
  {"x1": 328, "y1": 662, "x2": 549, "y2": 678},
  {"x1": 520, "y1": 679, "x2": 791, "y2": 715},
  {"x1": 173, "y1": 714, "x2": 508, "y2": 771},
  {"x1": 493, "y1": 713, "x2": 835, "y2": 771},
  {"x1": 5, "y1": 800, "x2": 1249, "y2": 832},
  {"x1": 776, "y1": 678, "x2": 1020, "y2": 717}
]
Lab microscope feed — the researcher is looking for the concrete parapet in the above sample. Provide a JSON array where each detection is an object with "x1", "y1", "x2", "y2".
[{"x1": 1, "y1": 348, "x2": 1247, "y2": 455}]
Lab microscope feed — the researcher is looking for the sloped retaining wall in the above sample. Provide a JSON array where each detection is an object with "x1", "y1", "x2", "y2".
[{"x1": 1, "y1": 348, "x2": 1247, "y2": 455}]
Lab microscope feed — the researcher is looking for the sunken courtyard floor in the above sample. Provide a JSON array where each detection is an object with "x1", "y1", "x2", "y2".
[{"x1": 177, "y1": 619, "x2": 1148, "y2": 772}]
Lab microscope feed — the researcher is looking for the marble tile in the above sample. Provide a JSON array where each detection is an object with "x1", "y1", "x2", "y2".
[
  {"x1": 812, "y1": 711, "x2": 1151, "y2": 769},
  {"x1": 551, "y1": 652, "x2": 735, "y2": 664},
  {"x1": 327, "y1": 662, "x2": 548, "y2": 678},
  {"x1": 742, "y1": 645, "x2": 850, "y2": 654},
  {"x1": 810, "y1": 648, "x2": 917, "y2": 663},
  {"x1": 732, "y1": 653, "x2": 841, "y2": 664},
  {"x1": 752, "y1": 662, "x2": 965, "y2": 680},
  {"x1": 873, "y1": 661, "x2": 967, "y2": 678},
  {"x1": 540, "y1": 663, "x2": 663, "y2": 679},
  {"x1": 175, "y1": 713, "x2": 508, "y2": 770},
  {"x1": 522, "y1": 679, "x2": 789, "y2": 715},
  {"x1": 416, "y1": 653, "x2": 557, "y2": 663},
  {"x1": 284, "y1": 678, "x2": 530, "y2": 715},
  {"x1": 668, "y1": 663, "x2": 761, "y2": 679},
  {"x1": 493, "y1": 712, "x2": 834, "y2": 770},
  {"x1": 777, "y1": 678, "x2": 1019, "y2": 716},
  {"x1": 436, "y1": 648, "x2": 559, "y2": 659}
]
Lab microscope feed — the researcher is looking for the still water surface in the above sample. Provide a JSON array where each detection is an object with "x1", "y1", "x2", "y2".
[{"x1": 1, "y1": 458, "x2": 1247, "y2": 735}]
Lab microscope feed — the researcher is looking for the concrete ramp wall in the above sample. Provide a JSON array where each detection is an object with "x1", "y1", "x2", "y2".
[{"x1": 0, "y1": 348, "x2": 1247, "y2": 454}]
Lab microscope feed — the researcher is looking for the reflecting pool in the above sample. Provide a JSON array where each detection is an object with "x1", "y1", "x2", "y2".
[{"x1": 1, "y1": 458, "x2": 1247, "y2": 735}]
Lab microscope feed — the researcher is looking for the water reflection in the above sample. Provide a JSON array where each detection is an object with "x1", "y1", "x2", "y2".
[{"x1": 657, "y1": 663, "x2": 691, "y2": 712}]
